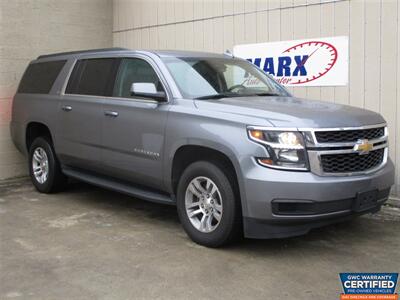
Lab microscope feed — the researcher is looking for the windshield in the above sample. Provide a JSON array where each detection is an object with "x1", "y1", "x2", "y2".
[{"x1": 161, "y1": 56, "x2": 290, "y2": 99}]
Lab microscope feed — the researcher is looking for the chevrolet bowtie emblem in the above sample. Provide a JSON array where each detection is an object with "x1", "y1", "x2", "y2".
[{"x1": 353, "y1": 139, "x2": 373, "y2": 155}]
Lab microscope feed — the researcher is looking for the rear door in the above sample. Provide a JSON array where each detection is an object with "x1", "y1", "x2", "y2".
[
  {"x1": 57, "y1": 57, "x2": 120, "y2": 172},
  {"x1": 100, "y1": 57, "x2": 171, "y2": 189}
]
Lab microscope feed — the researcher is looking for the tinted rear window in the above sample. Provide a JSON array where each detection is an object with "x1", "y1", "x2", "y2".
[
  {"x1": 66, "y1": 58, "x2": 118, "y2": 96},
  {"x1": 17, "y1": 60, "x2": 66, "y2": 94}
]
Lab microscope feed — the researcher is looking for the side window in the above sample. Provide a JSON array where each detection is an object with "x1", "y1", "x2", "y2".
[
  {"x1": 113, "y1": 58, "x2": 164, "y2": 98},
  {"x1": 66, "y1": 58, "x2": 118, "y2": 96},
  {"x1": 18, "y1": 60, "x2": 66, "y2": 94}
]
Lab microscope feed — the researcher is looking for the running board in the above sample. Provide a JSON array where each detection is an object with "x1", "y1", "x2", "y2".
[{"x1": 62, "y1": 167, "x2": 175, "y2": 205}]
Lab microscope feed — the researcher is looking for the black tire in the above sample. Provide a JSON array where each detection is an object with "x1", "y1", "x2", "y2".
[
  {"x1": 29, "y1": 136, "x2": 67, "y2": 193},
  {"x1": 176, "y1": 161, "x2": 242, "y2": 247}
]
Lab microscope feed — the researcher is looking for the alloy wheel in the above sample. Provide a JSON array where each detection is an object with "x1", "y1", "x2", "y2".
[
  {"x1": 32, "y1": 147, "x2": 49, "y2": 184},
  {"x1": 185, "y1": 176, "x2": 223, "y2": 233}
]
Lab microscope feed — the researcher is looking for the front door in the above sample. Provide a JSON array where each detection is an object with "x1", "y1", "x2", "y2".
[{"x1": 101, "y1": 57, "x2": 170, "y2": 190}]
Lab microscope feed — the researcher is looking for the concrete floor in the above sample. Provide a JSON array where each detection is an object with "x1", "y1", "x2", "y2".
[{"x1": 1, "y1": 178, "x2": 399, "y2": 300}]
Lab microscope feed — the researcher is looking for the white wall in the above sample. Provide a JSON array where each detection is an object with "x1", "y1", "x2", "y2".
[
  {"x1": 0, "y1": 0, "x2": 113, "y2": 179},
  {"x1": 113, "y1": 0, "x2": 400, "y2": 197}
]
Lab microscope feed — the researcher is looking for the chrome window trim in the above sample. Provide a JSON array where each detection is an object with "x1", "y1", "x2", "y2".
[
  {"x1": 60, "y1": 93, "x2": 159, "y2": 105},
  {"x1": 60, "y1": 54, "x2": 172, "y2": 104}
]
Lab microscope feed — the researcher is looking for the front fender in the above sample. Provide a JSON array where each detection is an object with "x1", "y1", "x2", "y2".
[{"x1": 163, "y1": 106, "x2": 269, "y2": 217}]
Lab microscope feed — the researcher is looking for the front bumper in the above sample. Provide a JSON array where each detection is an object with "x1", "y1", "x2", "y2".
[{"x1": 241, "y1": 158, "x2": 395, "y2": 239}]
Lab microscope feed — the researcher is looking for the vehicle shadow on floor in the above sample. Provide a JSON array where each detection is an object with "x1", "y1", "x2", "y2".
[{"x1": 63, "y1": 181, "x2": 387, "y2": 254}]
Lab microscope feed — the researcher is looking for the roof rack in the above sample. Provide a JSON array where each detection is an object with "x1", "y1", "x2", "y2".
[{"x1": 37, "y1": 47, "x2": 129, "y2": 59}]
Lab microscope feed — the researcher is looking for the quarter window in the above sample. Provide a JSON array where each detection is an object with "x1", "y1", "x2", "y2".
[
  {"x1": 18, "y1": 60, "x2": 66, "y2": 94},
  {"x1": 113, "y1": 58, "x2": 164, "y2": 98},
  {"x1": 66, "y1": 58, "x2": 118, "y2": 96}
]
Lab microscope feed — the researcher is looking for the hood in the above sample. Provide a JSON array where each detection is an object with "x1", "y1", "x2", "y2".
[{"x1": 194, "y1": 96, "x2": 385, "y2": 128}]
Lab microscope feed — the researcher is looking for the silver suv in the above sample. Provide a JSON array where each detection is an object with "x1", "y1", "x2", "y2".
[{"x1": 11, "y1": 48, "x2": 394, "y2": 247}]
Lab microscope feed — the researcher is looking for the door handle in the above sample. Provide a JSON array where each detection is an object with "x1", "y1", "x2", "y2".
[
  {"x1": 104, "y1": 111, "x2": 119, "y2": 117},
  {"x1": 61, "y1": 105, "x2": 72, "y2": 112}
]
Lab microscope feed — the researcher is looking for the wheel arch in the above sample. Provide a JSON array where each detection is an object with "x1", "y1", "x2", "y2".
[
  {"x1": 25, "y1": 121, "x2": 53, "y2": 151},
  {"x1": 167, "y1": 142, "x2": 248, "y2": 216}
]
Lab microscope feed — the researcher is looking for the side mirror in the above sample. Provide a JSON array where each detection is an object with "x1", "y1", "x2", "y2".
[{"x1": 130, "y1": 82, "x2": 166, "y2": 101}]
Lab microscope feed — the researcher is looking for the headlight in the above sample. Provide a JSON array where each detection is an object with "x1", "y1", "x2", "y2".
[{"x1": 248, "y1": 128, "x2": 309, "y2": 170}]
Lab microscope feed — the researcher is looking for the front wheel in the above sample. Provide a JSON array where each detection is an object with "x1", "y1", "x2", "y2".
[
  {"x1": 29, "y1": 137, "x2": 67, "y2": 193},
  {"x1": 176, "y1": 161, "x2": 242, "y2": 247}
]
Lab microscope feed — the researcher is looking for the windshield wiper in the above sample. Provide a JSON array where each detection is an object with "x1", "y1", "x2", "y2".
[
  {"x1": 194, "y1": 92, "x2": 282, "y2": 100},
  {"x1": 251, "y1": 92, "x2": 281, "y2": 97},
  {"x1": 194, "y1": 93, "x2": 239, "y2": 100}
]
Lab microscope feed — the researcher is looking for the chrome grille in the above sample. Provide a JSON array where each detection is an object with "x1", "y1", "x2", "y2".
[
  {"x1": 306, "y1": 123, "x2": 388, "y2": 176},
  {"x1": 320, "y1": 149, "x2": 385, "y2": 173},
  {"x1": 315, "y1": 127, "x2": 385, "y2": 143}
]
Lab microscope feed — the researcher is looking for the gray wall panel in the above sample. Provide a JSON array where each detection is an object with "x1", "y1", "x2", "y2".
[{"x1": 0, "y1": 0, "x2": 113, "y2": 180}]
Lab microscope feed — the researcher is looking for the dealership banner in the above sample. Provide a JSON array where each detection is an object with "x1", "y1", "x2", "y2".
[{"x1": 233, "y1": 36, "x2": 349, "y2": 87}]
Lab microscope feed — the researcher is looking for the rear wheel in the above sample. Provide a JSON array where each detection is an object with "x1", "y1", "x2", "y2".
[
  {"x1": 176, "y1": 161, "x2": 241, "y2": 247},
  {"x1": 29, "y1": 137, "x2": 67, "y2": 193}
]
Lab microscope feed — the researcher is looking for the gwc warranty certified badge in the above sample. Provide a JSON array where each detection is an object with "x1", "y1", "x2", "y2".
[{"x1": 339, "y1": 273, "x2": 398, "y2": 300}]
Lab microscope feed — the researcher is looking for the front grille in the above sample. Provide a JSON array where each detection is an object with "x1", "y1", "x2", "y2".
[
  {"x1": 315, "y1": 127, "x2": 384, "y2": 143},
  {"x1": 320, "y1": 148, "x2": 384, "y2": 173}
]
